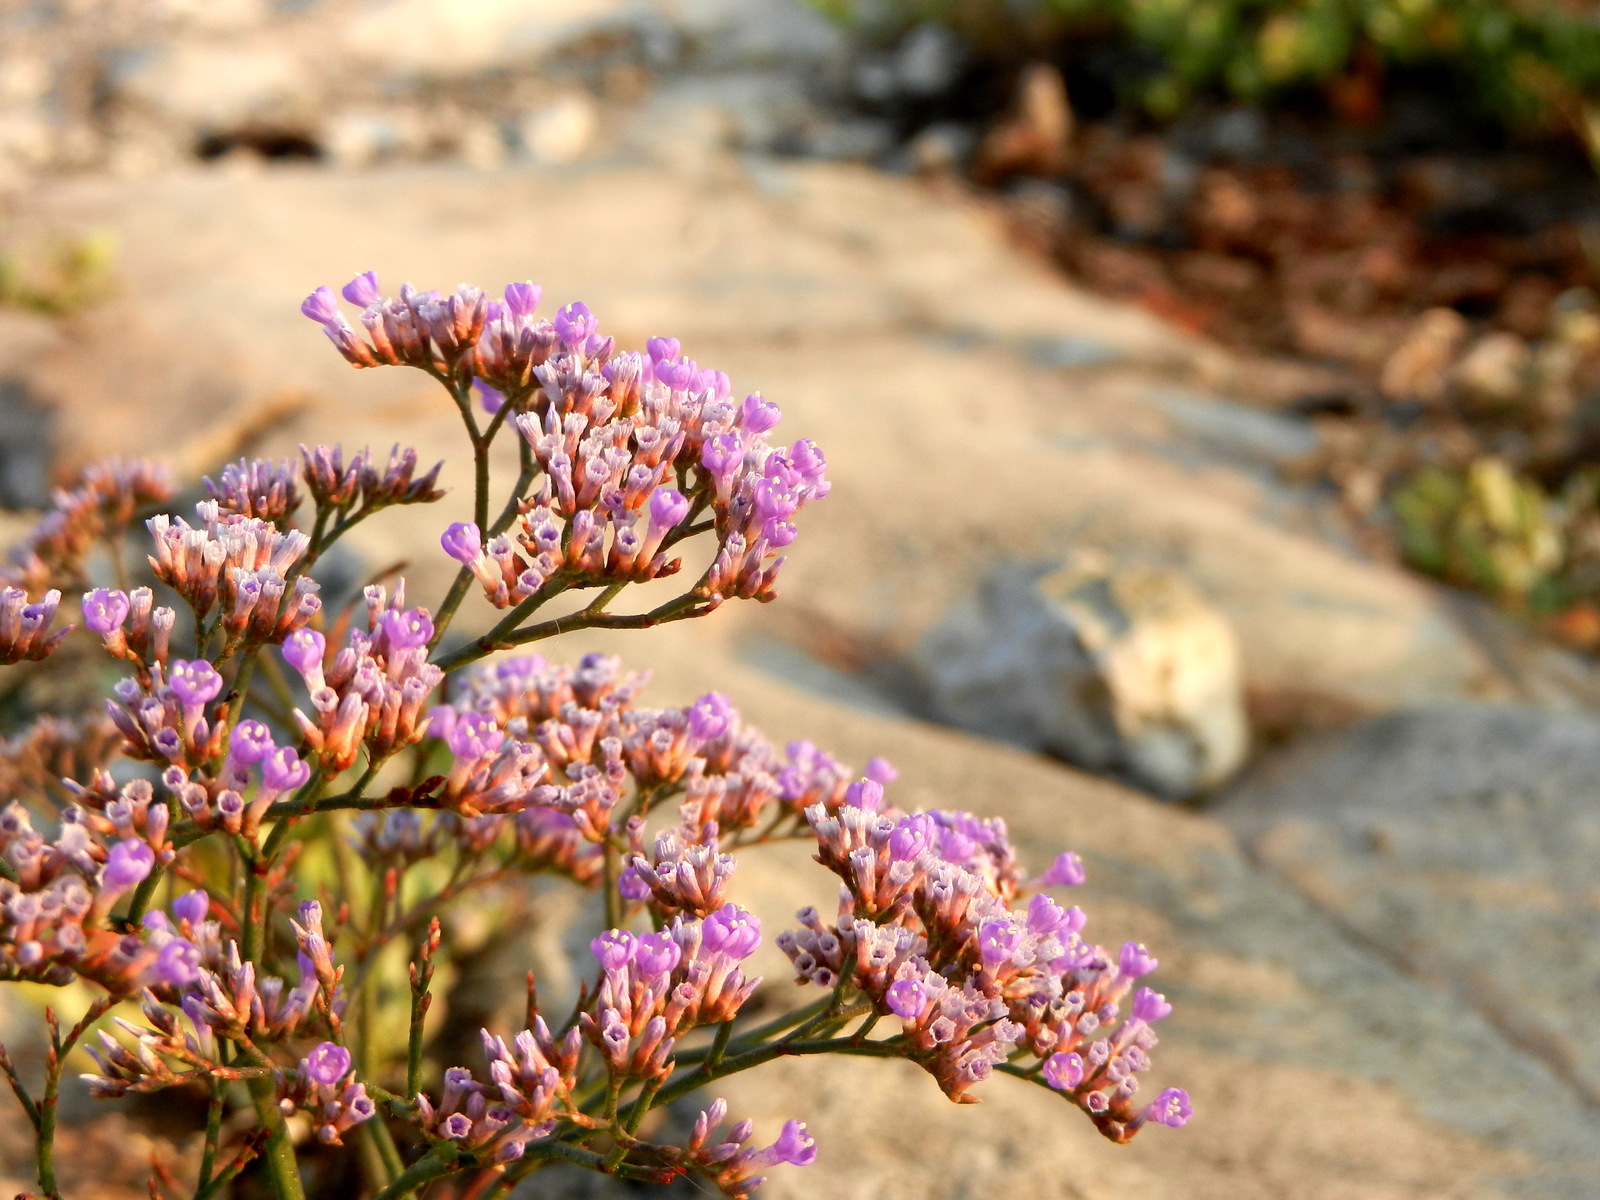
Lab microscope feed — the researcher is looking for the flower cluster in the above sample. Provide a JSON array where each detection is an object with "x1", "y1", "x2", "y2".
[
  {"x1": 0, "y1": 799, "x2": 181, "y2": 991},
  {"x1": 299, "y1": 443, "x2": 446, "y2": 520},
  {"x1": 82, "y1": 586, "x2": 177, "y2": 674},
  {"x1": 414, "y1": 1021, "x2": 581, "y2": 1163},
  {"x1": 279, "y1": 585, "x2": 442, "y2": 772},
  {"x1": 290, "y1": 1042, "x2": 378, "y2": 1146},
  {"x1": 301, "y1": 273, "x2": 828, "y2": 612},
  {"x1": 0, "y1": 275, "x2": 1189, "y2": 1200},
  {"x1": 420, "y1": 655, "x2": 870, "y2": 884},
  {"x1": 580, "y1": 905, "x2": 763, "y2": 1083},
  {"x1": 105, "y1": 658, "x2": 230, "y2": 768},
  {"x1": 0, "y1": 585, "x2": 69, "y2": 663},
  {"x1": 146, "y1": 500, "x2": 321, "y2": 648},
  {"x1": 779, "y1": 787, "x2": 1190, "y2": 1138},
  {"x1": 3, "y1": 456, "x2": 174, "y2": 593},
  {"x1": 679, "y1": 1100, "x2": 818, "y2": 1200}
]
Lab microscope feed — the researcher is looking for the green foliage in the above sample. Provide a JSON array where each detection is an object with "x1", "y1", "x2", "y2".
[
  {"x1": 0, "y1": 231, "x2": 117, "y2": 317},
  {"x1": 822, "y1": 0, "x2": 1600, "y2": 151},
  {"x1": 1392, "y1": 457, "x2": 1567, "y2": 609}
]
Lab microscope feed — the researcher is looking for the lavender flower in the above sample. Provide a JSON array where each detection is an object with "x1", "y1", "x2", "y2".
[
  {"x1": 1040, "y1": 851, "x2": 1086, "y2": 887},
  {"x1": 1119, "y1": 942, "x2": 1158, "y2": 979},
  {"x1": 302, "y1": 1041, "x2": 351, "y2": 1088},
  {"x1": 101, "y1": 839, "x2": 155, "y2": 893},
  {"x1": 0, "y1": 586, "x2": 70, "y2": 664}
]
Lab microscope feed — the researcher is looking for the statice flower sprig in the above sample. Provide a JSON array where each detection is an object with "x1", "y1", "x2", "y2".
[{"x1": 0, "y1": 275, "x2": 1187, "y2": 1200}]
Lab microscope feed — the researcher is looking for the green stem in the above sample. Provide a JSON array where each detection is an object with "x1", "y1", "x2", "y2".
[
  {"x1": 602, "y1": 841, "x2": 621, "y2": 931},
  {"x1": 372, "y1": 1148, "x2": 460, "y2": 1200},
  {"x1": 362, "y1": 1117, "x2": 405, "y2": 1187},
  {"x1": 124, "y1": 864, "x2": 165, "y2": 927},
  {"x1": 228, "y1": 651, "x2": 259, "y2": 726},
  {"x1": 622, "y1": 1077, "x2": 663, "y2": 1137},
  {"x1": 427, "y1": 566, "x2": 476, "y2": 651},
  {"x1": 431, "y1": 585, "x2": 706, "y2": 675},
  {"x1": 246, "y1": 1074, "x2": 307, "y2": 1200},
  {"x1": 649, "y1": 1036, "x2": 907, "y2": 1112},
  {"x1": 668, "y1": 997, "x2": 834, "y2": 1068},
  {"x1": 704, "y1": 1020, "x2": 734, "y2": 1074},
  {"x1": 196, "y1": 1082, "x2": 225, "y2": 1193},
  {"x1": 238, "y1": 836, "x2": 266, "y2": 965}
]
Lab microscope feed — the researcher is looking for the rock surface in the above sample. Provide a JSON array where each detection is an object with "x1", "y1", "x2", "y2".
[{"x1": 1218, "y1": 704, "x2": 1600, "y2": 1109}]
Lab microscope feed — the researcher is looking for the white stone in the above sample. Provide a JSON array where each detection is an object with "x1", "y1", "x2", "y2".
[
  {"x1": 518, "y1": 93, "x2": 599, "y2": 166},
  {"x1": 918, "y1": 559, "x2": 1249, "y2": 797}
]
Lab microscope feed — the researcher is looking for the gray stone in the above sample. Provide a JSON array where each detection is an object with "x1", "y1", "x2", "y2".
[
  {"x1": 917, "y1": 558, "x2": 1249, "y2": 797},
  {"x1": 1148, "y1": 386, "x2": 1320, "y2": 467},
  {"x1": 1217, "y1": 703, "x2": 1600, "y2": 1107},
  {"x1": 0, "y1": 379, "x2": 54, "y2": 509}
]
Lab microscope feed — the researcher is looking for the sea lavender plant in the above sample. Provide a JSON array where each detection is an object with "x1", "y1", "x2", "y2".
[{"x1": 0, "y1": 274, "x2": 1189, "y2": 1200}]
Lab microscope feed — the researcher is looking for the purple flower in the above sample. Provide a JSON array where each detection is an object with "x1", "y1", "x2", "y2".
[
  {"x1": 282, "y1": 629, "x2": 325, "y2": 676},
  {"x1": 230, "y1": 720, "x2": 276, "y2": 766},
  {"x1": 103, "y1": 839, "x2": 155, "y2": 890},
  {"x1": 1119, "y1": 942, "x2": 1158, "y2": 979},
  {"x1": 426, "y1": 706, "x2": 457, "y2": 741},
  {"x1": 262, "y1": 747, "x2": 311, "y2": 793},
  {"x1": 885, "y1": 978, "x2": 926, "y2": 1020},
  {"x1": 473, "y1": 379, "x2": 506, "y2": 414},
  {"x1": 341, "y1": 271, "x2": 381, "y2": 307},
  {"x1": 168, "y1": 660, "x2": 224, "y2": 707},
  {"x1": 648, "y1": 487, "x2": 690, "y2": 531},
  {"x1": 1043, "y1": 1051, "x2": 1085, "y2": 1091},
  {"x1": 702, "y1": 904, "x2": 761, "y2": 959},
  {"x1": 300, "y1": 286, "x2": 345, "y2": 330},
  {"x1": 553, "y1": 301, "x2": 597, "y2": 347},
  {"x1": 591, "y1": 929, "x2": 636, "y2": 972},
  {"x1": 738, "y1": 393, "x2": 782, "y2": 434},
  {"x1": 618, "y1": 866, "x2": 650, "y2": 902},
  {"x1": 445, "y1": 711, "x2": 503, "y2": 760},
  {"x1": 172, "y1": 890, "x2": 209, "y2": 926},
  {"x1": 1040, "y1": 851, "x2": 1086, "y2": 887},
  {"x1": 695, "y1": 368, "x2": 731, "y2": 399},
  {"x1": 655, "y1": 357, "x2": 698, "y2": 391},
  {"x1": 864, "y1": 756, "x2": 897, "y2": 786},
  {"x1": 977, "y1": 919, "x2": 1023, "y2": 965},
  {"x1": 441, "y1": 521, "x2": 482, "y2": 565},
  {"x1": 634, "y1": 930, "x2": 681, "y2": 977},
  {"x1": 1144, "y1": 1087, "x2": 1192, "y2": 1128},
  {"x1": 843, "y1": 779, "x2": 883, "y2": 811},
  {"x1": 1131, "y1": 987, "x2": 1172, "y2": 1023},
  {"x1": 504, "y1": 281, "x2": 541, "y2": 318},
  {"x1": 701, "y1": 432, "x2": 744, "y2": 478},
  {"x1": 645, "y1": 336, "x2": 680, "y2": 363},
  {"x1": 81, "y1": 588, "x2": 130, "y2": 634},
  {"x1": 441, "y1": 1113, "x2": 474, "y2": 1140},
  {"x1": 686, "y1": 692, "x2": 735, "y2": 741},
  {"x1": 382, "y1": 608, "x2": 434, "y2": 650},
  {"x1": 1025, "y1": 893, "x2": 1072, "y2": 936},
  {"x1": 789, "y1": 438, "x2": 827, "y2": 483},
  {"x1": 303, "y1": 1042, "x2": 352, "y2": 1088},
  {"x1": 769, "y1": 1121, "x2": 816, "y2": 1167},
  {"x1": 152, "y1": 938, "x2": 202, "y2": 987}
]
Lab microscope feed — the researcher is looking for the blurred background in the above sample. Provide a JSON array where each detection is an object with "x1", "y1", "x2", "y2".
[{"x1": 2, "y1": 0, "x2": 1600, "y2": 1196}]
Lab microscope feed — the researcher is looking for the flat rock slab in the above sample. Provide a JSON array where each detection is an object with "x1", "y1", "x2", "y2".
[{"x1": 1218, "y1": 704, "x2": 1600, "y2": 1110}]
